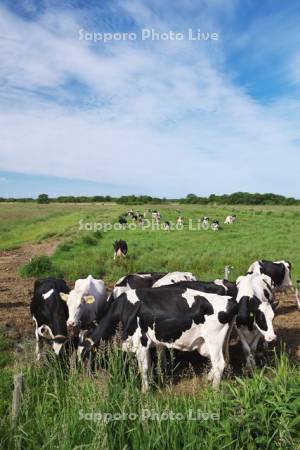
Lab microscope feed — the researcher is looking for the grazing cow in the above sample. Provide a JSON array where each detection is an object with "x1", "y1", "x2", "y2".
[
  {"x1": 113, "y1": 240, "x2": 128, "y2": 259},
  {"x1": 30, "y1": 278, "x2": 70, "y2": 359},
  {"x1": 80, "y1": 287, "x2": 237, "y2": 390},
  {"x1": 110, "y1": 271, "x2": 196, "y2": 300},
  {"x1": 211, "y1": 220, "x2": 220, "y2": 231},
  {"x1": 224, "y1": 215, "x2": 236, "y2": 224},
  {"x1": 177, "y1": 216, "x2": 183, "y2": 226},
  {"x1": 235, "y1": 273, "x2": 277, "y2": 369},
  {"x1": 60, "y1": 275, "x2": 107, "y2": 329},
  {"x1": 202, "y1": 217, "x2": 209, "y2": 227},
  {"x1": 164, "y1": 221, "x2": 171, "y2": 231},
  {"x1": 247, "y1": 259, "x2": 300, "y2": 308},
  {"x1": 118, "y1": 216, "x2": 127, "y2": 228},
  {"x1": 152, "y1": 211, "x2": 161, "y2": 223}
]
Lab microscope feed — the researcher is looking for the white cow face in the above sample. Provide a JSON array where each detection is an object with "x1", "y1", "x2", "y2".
[
  {"x1": 60, "y1": 291, "x2": 95, "y2": 327},
  {"x1": 255, "y1": 301, "x2": 276, "y2": 343}
]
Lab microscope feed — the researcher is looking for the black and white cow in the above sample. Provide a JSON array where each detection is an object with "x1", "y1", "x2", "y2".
[
  {"x1": 235, "y1": 273, "x2": 277, "y2": 369},
  {"x1": 118, "y1": 216, "x2": 127, "y2": 228},
  {"x1": 247, "y1": 259, "x2": 300, "y2": 308},
  {"x1": 30, "y1": 278, "x2": 70, "y2": 359},
  {"x1": 177, "y1": 216, "x2": 183, "y2": 226},
  {"x1": 202, "y1": 217, "x2": 209, "y2": 228},
  {"x1": 164, "y1": 221, "x2": 171, "y2": 231},
  {"x1": 110, "y1": 271, "x2": 196, "y2": 300},
  {"x1": 80, "y1": 287, "x2": 238, "y2": 390},
  {"x1": 224, "y1": 215, "x2": 236, "y2": 224},
  {"x1": 113, "y1": 240, "x2": 128, "y2": 259},
  {"x1": 211, "y1": 220, "x2": 220, "y2": 231}
]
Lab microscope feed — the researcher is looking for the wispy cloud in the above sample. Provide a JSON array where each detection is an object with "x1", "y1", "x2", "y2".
[{"x1": 0, "y1": 0, "x2": 300, "y2": 197}]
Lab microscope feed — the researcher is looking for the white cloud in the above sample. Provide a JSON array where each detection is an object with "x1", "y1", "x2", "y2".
[{"x1": 0, "y1": 2, "x2": 300, "y2": 196}]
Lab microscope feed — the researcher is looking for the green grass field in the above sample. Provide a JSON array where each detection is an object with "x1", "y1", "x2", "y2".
[
  {"x1": 1, "y1": 202, "x2": 300, "y2": 449},
  {"x1": 3, "y1": 202, "x2": 299, "y2": 284}
]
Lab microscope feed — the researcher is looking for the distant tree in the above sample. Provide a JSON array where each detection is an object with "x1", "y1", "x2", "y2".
[{"x1": 37, "y1": 194, "x2": 50, "y2": 204}]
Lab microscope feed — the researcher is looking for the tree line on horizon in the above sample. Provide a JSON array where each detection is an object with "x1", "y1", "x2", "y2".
[{"x1": 0, "y1": 192, "x2": 299, "y2": 205}]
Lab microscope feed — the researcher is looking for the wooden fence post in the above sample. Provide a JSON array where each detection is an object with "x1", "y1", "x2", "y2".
[
  {"x1": 12, "y1": 373, "x2": 23, "y2": 424},
  {"x1": 224, "y1": 266, "x2": 233, "y2": 280}
]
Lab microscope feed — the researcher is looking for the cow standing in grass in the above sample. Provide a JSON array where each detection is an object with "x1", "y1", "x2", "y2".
[
  {"x1": 211, "y1": 220, "x2": 220, "y2": 231},
  {"x1": 247, "y1": 259, "x2": 300, "y2": 308},
  {"x1": 224, "y1": 215, "x2": 236, "y2": 224},
  {"x1": 31, "y1": 278, "x2": 70, "y2": 359},
  {"x1": 80, "y1": 287, "x2": 237, "y2": 391},
  {"x1": 235, "y1": 273, "x2": 277, "y2": 369},
  {"x1": 113, "y1": 240, "x2": 128, "y2": 260}
]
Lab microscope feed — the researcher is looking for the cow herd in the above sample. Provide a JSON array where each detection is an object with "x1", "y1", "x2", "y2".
[
  {"x1": 30, "y1": 259, "x2": 299, "y2": 391},
  {"x1": 118, "y1": 210, "x2": 237, "y2": 232}
]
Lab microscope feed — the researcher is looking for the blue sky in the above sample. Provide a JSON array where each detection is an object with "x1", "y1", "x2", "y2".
[{"x1": 1, "y1": 0, "x2": 300, "y2": 198}]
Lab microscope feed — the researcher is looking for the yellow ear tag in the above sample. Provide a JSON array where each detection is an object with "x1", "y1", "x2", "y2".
[
  {"x1": 84, "y1": 296, "x2": 95, "y2": 304},
  {"x1": 60, "y1": 292, "x2": 69, "y2": 302}
]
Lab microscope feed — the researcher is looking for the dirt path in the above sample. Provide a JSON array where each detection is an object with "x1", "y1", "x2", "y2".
[{"x1": 0, "y1": 240, "x2": 60, "y2": 341}]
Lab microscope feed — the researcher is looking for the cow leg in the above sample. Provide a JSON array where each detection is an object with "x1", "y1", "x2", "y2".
[
  {"x1": 113, "y1": 252, "x2": 116, "y2": 260},
  {"x1": 156, "y1": 345, "x2": 168, "y2": 373},
  {"x1": 237, "y1": 330, "x2": 255, "y2": 370},
  {"x1": 136, "y1": 347, "x2": 151, "y2": 393},
  {"x1": 205, "y1": 337, "x2": 226, "y2": 388},
  {"x1": 223, "y1": 321, "x2": 235, "y2": 368},
  {"x1": 295, "y1": 288, "x2": 300, "y2": 309},
  {"x1": 33, "y1": 317, "x2": 43, "y2": 360},
  {"x1": 250, "y1": 333, "x2": 261, "y2": 357}
]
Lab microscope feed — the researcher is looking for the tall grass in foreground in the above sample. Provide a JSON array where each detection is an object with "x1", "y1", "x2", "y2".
[{"x1": 1, "y1": 347, "x2": 299, "y2": 450}]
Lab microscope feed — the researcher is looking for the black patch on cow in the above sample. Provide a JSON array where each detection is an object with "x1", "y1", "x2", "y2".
[
  {"x1": 236, "y1": 294, "x2": 269, "y2": 332},
  {"x1": 236, "y1": 296, "x2": 254, "y2": 329},
  {"x1": 222, "y1": 280, "x2": 238, "y2": 299},
  {"x1": 255, "y1": 309, "x2": 268, "y2": 331},
  {"x1": 141, "y1": 333, "x2": 148, "y2": 347},
  {"x1": 263, "y1": 289, "x2": 270, "y2": 300},
  {"x1": 113, "y1": 240, "x2": 128, "y2": 255},
  {"x1": 134, "y1": 288, "x2": 214, "y2": 343},
  {"x1": 259, "y1": 260, "x2": 286, "y2": 287},
  {"x1": 218, "y1": 298, "x2": 238, "y2": 324}
]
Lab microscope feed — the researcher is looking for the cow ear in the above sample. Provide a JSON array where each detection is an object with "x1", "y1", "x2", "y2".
[
  {"x1": 60, "y1": 292, "x2": 69, "y2": 302},
  {"x1": 83, "y1": 295, "x2": 95, "y2": 304}
]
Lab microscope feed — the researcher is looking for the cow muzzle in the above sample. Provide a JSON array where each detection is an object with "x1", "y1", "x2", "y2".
[{"x1": 265, "y1": 334, "x2": 277, "y2": 343}]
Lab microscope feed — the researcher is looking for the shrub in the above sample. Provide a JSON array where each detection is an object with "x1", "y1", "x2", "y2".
[
  {"x1": 20, "y1": 255, "x2": 61, "y2": 278},
  {"x1": 81, "y1": 235, "x2": 98, "y2": 246}
]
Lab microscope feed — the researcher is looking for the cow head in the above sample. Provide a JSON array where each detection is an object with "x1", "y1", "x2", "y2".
[
  {"x1": 281, "y1": 261, "x2": 293, "y2": 288},
  {"x1": 60, "y1": 291, "x2": 95, "y2": 327},
  {"x1": 236, "y1": 296, "x2": 276, "y2": 343}
]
